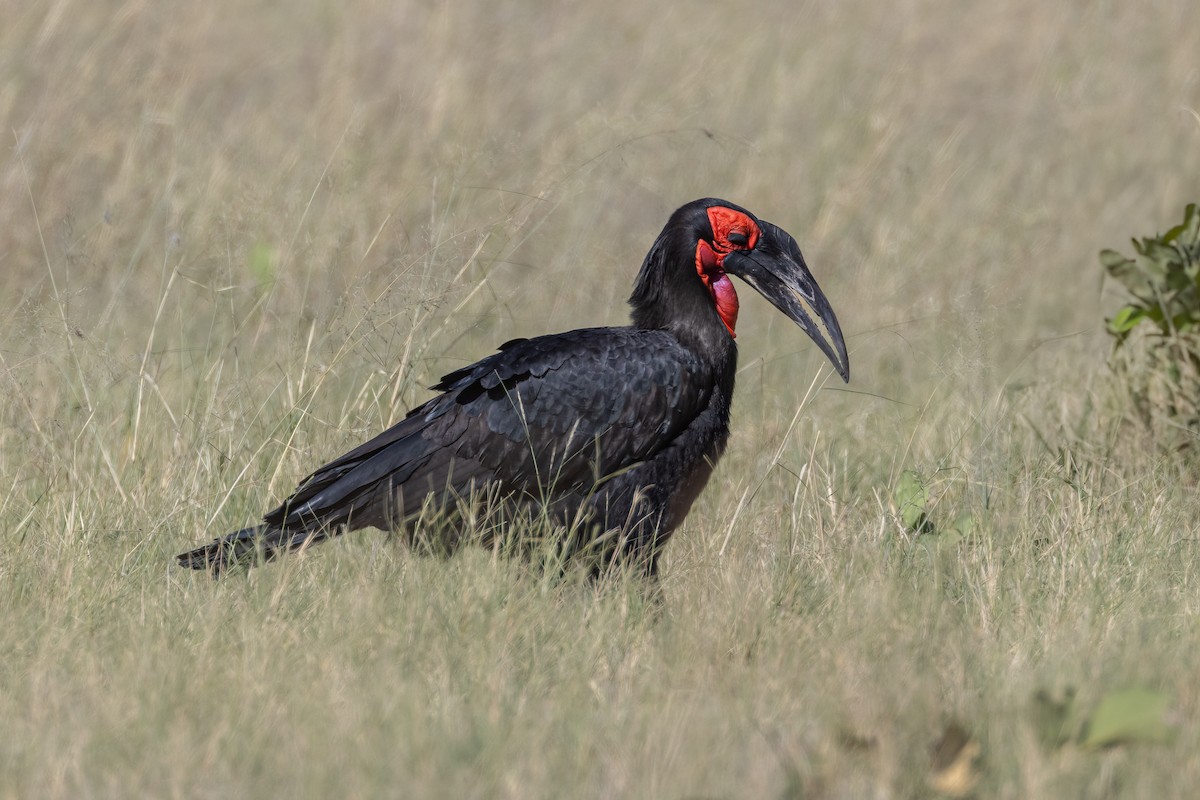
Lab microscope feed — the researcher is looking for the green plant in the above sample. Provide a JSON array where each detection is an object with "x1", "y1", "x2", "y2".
[
  {"x1": 1103, "y1": 204, "x2": 1200, "y2": 440},
  {"x1": 1104, "y1": 204, "x2": 1200, "y2": 342}
]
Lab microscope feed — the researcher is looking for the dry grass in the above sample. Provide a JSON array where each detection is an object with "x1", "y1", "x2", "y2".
[{"x1": 2, "y1": 0, "x2": 1199, "y2": 796}]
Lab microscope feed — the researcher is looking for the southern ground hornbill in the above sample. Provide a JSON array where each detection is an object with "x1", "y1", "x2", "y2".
[{"x1": 177, "y1": 198, "x2": 849, "y2": 577}]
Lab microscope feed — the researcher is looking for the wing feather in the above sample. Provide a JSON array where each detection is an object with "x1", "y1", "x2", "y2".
[{"x1": 265, "y1": 327, "x2": 713, "y2": 532}]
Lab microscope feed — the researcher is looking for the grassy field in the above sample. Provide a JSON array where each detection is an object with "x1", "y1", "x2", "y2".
[{"x1": 3, "y1": 0, "x2": 1199, "y2": 796}]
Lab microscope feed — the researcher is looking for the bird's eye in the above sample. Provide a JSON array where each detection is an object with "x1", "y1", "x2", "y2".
[{"x1": 727, "y1": 230, "x2": 749, "y2": 247}]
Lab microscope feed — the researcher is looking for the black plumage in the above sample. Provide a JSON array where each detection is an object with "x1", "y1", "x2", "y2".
[{"x1": 177, "y1": 198, "x2": 849, "y2": 576}]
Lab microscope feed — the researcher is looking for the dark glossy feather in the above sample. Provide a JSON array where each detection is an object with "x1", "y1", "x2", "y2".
[{"x1": 180, "y1": 327, "x2": 723, "y2": 573}]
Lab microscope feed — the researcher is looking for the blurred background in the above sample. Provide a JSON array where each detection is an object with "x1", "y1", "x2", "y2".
[{"x1": 5, "y1": 1, "x2": 1196, "y2": 400}]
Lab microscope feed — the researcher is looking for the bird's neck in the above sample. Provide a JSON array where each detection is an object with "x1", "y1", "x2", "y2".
[
  {"x1": 628, "y1": 232, "x2": 739, "y2": 374},
  {"x1": 631, "y1": 286, "x2": 738, "y2": 380}
]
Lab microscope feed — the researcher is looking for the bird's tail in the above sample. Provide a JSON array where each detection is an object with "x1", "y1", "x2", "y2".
[{"x1": 175, "y1": 523, "x2": 339, "y2": 576}]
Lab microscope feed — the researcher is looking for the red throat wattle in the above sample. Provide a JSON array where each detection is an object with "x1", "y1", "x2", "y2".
[
  {"x1": 694, "y1": 206, "x2": 760, "y2": 338},
  {"x1": 695, "y1": 240, "x2": 739, "y2": 338}
]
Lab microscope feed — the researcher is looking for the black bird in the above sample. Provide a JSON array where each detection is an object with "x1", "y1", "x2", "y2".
[{"x1": 177, "y1": 199, "x2": 849, "y2": 577}]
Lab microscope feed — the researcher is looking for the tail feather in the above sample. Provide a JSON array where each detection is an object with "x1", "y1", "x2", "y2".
[{"x1": 175, "y1": 523, "x2": 339, "y2": 576}]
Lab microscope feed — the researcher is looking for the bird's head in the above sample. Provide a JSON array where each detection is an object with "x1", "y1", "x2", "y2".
[{"x1": 631, "y1": 198, "x2": 849, "y2": 382}]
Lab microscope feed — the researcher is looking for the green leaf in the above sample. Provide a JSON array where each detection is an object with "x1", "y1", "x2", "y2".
[
  {"x1": 1107, "y1": 305, "x2": 1147, "y2": 334},
  {"x1": 1101, "y1": 250, "x2": 1145, "y2": 294},
  {"x1": 950, "y1": 513, "x2": 976, "y2": 539},
  {"x1": 248, "y1": 242, "x2": 278, "y2": 287},
  {"x1": 1099, "y1": 248, "x2": 1133, "y2": 272},
  {"x1": 1163, "y1": 203, "x2": 1200, "y2": 245},
  {"x1": 1080, "y1": 687, "x2": 1173, "y2": 749},
  {"x1": 894, "y1": 470, "x2": 929, "y2": 532},
  {"x1": 1141, "y1": 240, "x2": 1180, "y2": 271},
  {"x1": 1182, "y1": 203, "x2": 1200, "y2": 243},
  {"x1": 915, "y1": 528, "x2": 963, "y2": 557}
]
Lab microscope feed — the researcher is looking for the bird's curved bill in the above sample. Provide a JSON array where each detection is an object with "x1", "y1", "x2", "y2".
[{"x1": 723, "y1": 221, "x2": 850, "y2": 382}]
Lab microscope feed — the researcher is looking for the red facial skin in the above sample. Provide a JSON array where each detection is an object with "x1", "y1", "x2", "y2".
[{"x1": 694, "y1": 207, "x2": 760, "y2": 338}]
